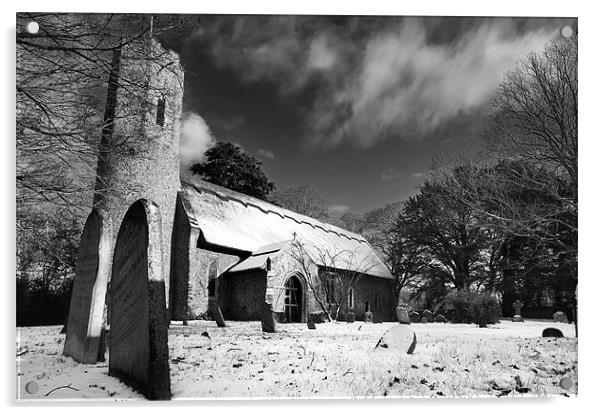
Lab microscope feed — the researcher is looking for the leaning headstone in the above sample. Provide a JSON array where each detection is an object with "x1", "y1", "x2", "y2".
[
  {"x1": 208, "y1": 299, "x2": 227, "y2": 328},
  {"x1": 409, "y1": 311, "x2": 421, "y2": 323},
  {"x1": 261, "y1": 302, "x2": 277, "y2": 333},
  {"x1": 364, "y1": 311, "x2": 373, "y2": 323},
  {"x1": 512, "y1": 300, "x2": 524, "y2": 322},
  {"x1": 553, "y1": 311, "x2": 569, "y2": 323},
  {"x1": 346, "y1": 311, "x2": 356, "y2": 323},
  {"x1": 64, "y1": 209, "x2": 112, "y2": 364},
  {"x1": 435, "y1": 314, "x2": 447, "y2": 323},
  {"x1": 109, "y1": 200, "x2": 171, "y2": 400},
  {"x1": 374, "y1": 325, "x2": 416, "y2": 354},
  {"x1": 396, "y1": 306, "x2": 411, "y2": 324},
  {"x1": 542, "y1": 327, "x2": 564, "y2": 338},
  {"x1": 423, "y1": 309, "x2": 434, "y2": 322}
]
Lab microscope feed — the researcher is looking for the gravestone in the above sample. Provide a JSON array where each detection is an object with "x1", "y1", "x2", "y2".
[
  {"x1": 512, "y1": 300, "x2": 524, "y2": 322},
  {"x1": 63, "y1": 209, "x2": 112, "y2": 364},
  {"x1": 409, "y1": 311, "x2": 421, "y2": 323},
  {"x1": 346, "y1": 311, "x2": 356, "y2": 323},
  {"x1": 542, "y1": 327, "x2": 564, "y2": 338},
  {"x1": 310, "y1": 311, "x2": 326, "y2": 323},
  {"x1": 109, "y1": 200, "x2": 171, "y2": 400},
  {"x1": 261, "y1": 302, "x2": 277, "y2": 333},
  {"x1": 208, "y1": 298, "x2": 227, "y2": 328},
  {"x1": 374, "y1": 325, "x2": 416, "y2": 354},
  {"x1": 364, "y1": 311, "x2": 373, "y2": 323},
  {"x1": 435, "y1": 314, "x2": 447, "y2": 323},
  {"x1": 307, "y1": 314, "x2": 316, "y2": 330},
  {"x1": 396, "y1": 306, "x2": 411, "y2": 324},
  {"x1": 553, "y1": 311, "x2": 569, "y2": 323},
  {"x1": 423, "y1": 309, "x2": 434, "y2": 322},
  {"x1": 420, "y1": 317, "x2": 428, "y2": 323}
]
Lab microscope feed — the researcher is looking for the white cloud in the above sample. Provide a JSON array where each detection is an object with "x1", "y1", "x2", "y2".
[
  {"x1": 411, "y1": 172, "x2": 426, "y2": 179},
  {"x1": 381, "y1": 166, "x2": 405, "y2": 181},
  {"x1": 257, "y1": 149, "x2": 275, "y2": 159},
  {"x1": 179, "y1": 112, "x2": 216, "y2": 169},
  {"x1": 196, "y1": 16, "x2": 563, "y2": 150},
  {"x1": 328, "y1": 205, "x2": 350, "y2": 215},
  {"x1": 307, "y1": 34, "x2": 338, "y2": 71},
  {"x1": 307, "y1": 20, "x2": 558, "y2": 149}
]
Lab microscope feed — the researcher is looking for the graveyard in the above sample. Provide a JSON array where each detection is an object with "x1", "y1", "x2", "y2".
[{"x1": 17, "y1": 319, "x2": 577, "y2": 399}]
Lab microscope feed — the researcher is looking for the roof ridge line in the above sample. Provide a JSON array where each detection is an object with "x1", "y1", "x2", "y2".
[{"x1": 183, "y1": 180, "x2": 367, "y2": 244}]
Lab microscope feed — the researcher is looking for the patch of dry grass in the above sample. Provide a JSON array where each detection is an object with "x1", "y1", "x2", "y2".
[{"x1": 16, "y1": 320, "x2": 577, "y2": 400}]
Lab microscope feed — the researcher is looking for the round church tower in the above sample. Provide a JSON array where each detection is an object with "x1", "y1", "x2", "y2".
[{"x1": 93, "y1": 36, "x2": 184, "y2": 304}]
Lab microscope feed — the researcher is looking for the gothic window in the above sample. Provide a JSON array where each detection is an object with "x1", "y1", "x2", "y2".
[
  {"x1": 348, "y1": 288, "x2": 354, "y2": 309},
  {"x1": 156, "y1": 97, "x2": 166, "y2": 126}
]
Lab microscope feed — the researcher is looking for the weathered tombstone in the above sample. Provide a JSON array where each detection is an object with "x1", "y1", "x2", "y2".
[
  {"x1": 553, "y1": 311, "x2": 569, "y2": 323},
  {"x1": 542, "y1": 327, "x2": 564, "y2": 338},
  {"x1": 261, "y1": 302, "x2": 277, "y2": 333},
  {"x1": 109, "y1": 200, "x2": 171, "y2": 400},
  {"x1": 307, "y1": 315, "x2": 316, "y2": 330},
  {"x1": 423, "y1": 309, "x2": 434, "y2": 322},
  {"x1": 396, "y1": 306, "x2": 411, "y2": 325},
  {"x1": 208, "y1": 298, "x2": 227, "y2": 328},
  {"x1": 346, "y1": 311, "x2": 355, "y2": 323},
  {"x1": 374, "y1": 325, "x2": 416, "y2": 354},
  {"x1": 512, "y1": 300, "x2": 524, "y2": 322},
  {"x1": 409, "y1": 311, "x2": 421, "y2": 323},
  {"x1": 63, "y1": 209, "x2": 112, "y2": 364},
  {"x1": 420, "y1": 317, "x2": 428, "y2": 323},
  {"x1": 435, "y1": 314, "x2": 447, "y2": 323},
  {"x1": 310, "y1": 311, "x2": 326, "y2": 324},
  {"x1": 364, "y1": 311, "x2": 373, "y2": 323}
]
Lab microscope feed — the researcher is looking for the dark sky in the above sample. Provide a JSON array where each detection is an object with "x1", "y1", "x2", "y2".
[{"x1": 173, "y1": 15, "x2": 575, "y2": 214}]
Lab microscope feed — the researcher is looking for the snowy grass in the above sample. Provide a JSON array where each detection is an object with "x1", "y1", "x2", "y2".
[{"x1": 16, "y1": 319, "x2": 577, "y2": 400}]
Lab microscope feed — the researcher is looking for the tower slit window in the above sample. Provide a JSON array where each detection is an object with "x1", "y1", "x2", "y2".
[{"x1": 156, "y1": 97, "x2": 166, "y2": 126}]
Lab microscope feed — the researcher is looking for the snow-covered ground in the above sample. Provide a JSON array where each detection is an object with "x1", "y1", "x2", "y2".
[{"x1": 16, "y1": 319, "x2": 577, "y2": 400}]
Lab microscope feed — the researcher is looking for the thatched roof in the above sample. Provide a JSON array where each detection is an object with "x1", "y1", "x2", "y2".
[{"x1": 179, "y1": 178, "x2": 393, "y2": 279}]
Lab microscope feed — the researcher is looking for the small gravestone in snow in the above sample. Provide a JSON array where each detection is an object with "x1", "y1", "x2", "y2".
[
  {"x1": 364, "y1": 311, "x2": 373, "y2": 323},
  {"x1": 374, "y1": 325, "x2": 416, "y2": 354},
  {"x1": 435, "y1": 314, "x2": 447, "y2": 323},
  {"x1": 307, "y1": 318, "x2": 316, "y2": 330},
  {"x1": 512, "y1": 300, "x2": 524, "y2": 322},
  {"x1": 542, "y1": 327, "x2": 564, "y2": 338},
  {"x1": 208, "y1": 299, "x2": 227, "y2": 328},
  {"x1": 421, "y1": 317, "x2": 428, "y2": 323},
  {"x1": 409, "y1": 311, "x2": 421, "y2": 323},
  {"x1": 423, "y1": 309, "x2": 434, "y2": 322},
  {"x1": 261, "y1": 302, "x2": 277, "y2": 333},
  {"x1": 310, "y1": 312, "x2": 326, "y2": 323},
  {"x1": 396, "y1": 307, "x2": 411, "y2": 324},
  {"x1": 346, "y1": 311, "x2": 355, "y2": 323},
  {"x1": 553, "y1": 311, "x2": 569, "y2": 323}
]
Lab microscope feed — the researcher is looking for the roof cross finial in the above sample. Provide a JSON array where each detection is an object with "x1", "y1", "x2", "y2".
[{"x1": 292, "y1": 231, "x2": 297, "y2": 240}]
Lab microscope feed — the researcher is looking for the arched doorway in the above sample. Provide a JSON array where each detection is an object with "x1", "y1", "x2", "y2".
[{"x1": 284, "y1": 275, "x2": 303, "y2": 323}]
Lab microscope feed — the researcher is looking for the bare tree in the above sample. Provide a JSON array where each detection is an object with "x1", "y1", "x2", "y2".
[
  {"x1": 289, "y1": 238, "x2": 377, "y2": 321},
  {"x1": 271, "y1": 184, "x2": 329, "y2": 221}
]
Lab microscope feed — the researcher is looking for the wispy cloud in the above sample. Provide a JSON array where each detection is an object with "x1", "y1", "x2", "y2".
[
  {"x1": 179, "y1": 112, "x2": 216, "y2": 169},
  {"x1": 257, "y1": 149, "x2": 275, "y2": 159},
  {"x1": 194, "y1": 16, "x2": 564, "y2": 150},
  {"x1": 411, "y1": 172, "x2": 426, "y2": 179},
  {"x1": 328, "y1": 204, "x2": 350, "y2": 215},
  {"x1": 381, "y1": 166, "x2": 406, "y2": 181}
]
